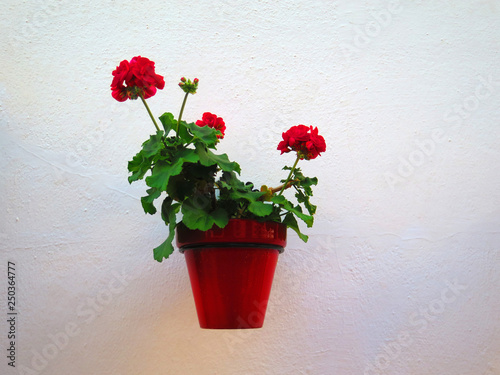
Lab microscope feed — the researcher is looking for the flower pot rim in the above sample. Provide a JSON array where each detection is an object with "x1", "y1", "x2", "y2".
[
  {"x1": 178, "y1": 243, "x2": 285, "y2": 254},
  {"x1": 176, "y1": 218, "x2": 287, "y2": 250}
]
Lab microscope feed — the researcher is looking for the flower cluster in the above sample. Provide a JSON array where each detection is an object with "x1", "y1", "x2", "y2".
[
  {"x1": 196, "y1": 112, "x2": 226, "y2": 139},
  {"x1": 277, "y1": 125, "x2": 326, "y2": 160},
  {"x1": 111, "y1": 56, "x2": 326, "y2": 262},
  {"x1": 111, "y1": 56, "x2": 165, "y2": 102}
]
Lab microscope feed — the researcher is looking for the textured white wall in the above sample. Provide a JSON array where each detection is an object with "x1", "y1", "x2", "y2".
[{"x1": 1, "y1": 0, "x2": 499, "y2": 374}]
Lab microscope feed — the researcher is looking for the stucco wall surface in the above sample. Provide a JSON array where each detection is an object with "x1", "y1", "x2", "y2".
[{"x1": 1, "y1": 0, "x2": 499, "y2": 374}]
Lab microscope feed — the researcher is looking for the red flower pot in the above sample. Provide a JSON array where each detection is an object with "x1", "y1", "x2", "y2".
[{"x1": 176, "y1": 219, "x2": 286, "y2": 329}]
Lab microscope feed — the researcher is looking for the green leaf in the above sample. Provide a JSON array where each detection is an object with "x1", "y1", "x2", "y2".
[
  {"x1": 210, "y1": 208, "x2": 229, "y2": 228},
  {"x1": 161, "y1": 197, "x2": 181, "y2": 225},
  {"x1": 153, "y1": 234, "x2": 176, "y2": 262},
  {"x1": 145, "y1": 160, "x2": 183, "y2": 191},
  {"x1": 196, "y1": 143, "x2": 241, "y2": 173},
  {"x1": 271, "y1": 195, "x2": 314, "y2": 227},
  {"x1": 153, "y1": 237, "x2": 175, "y2": 262},
  {"x1": 128, "y1": 153, "x2": 151, "y2": 183},
  {"x1": 177, "y1": 121, "x2": 194, "y2": 143},
  {"x1": 154, "y1": 194, "x2": 181, "y2": 262},
  {"x1": 294, "y1": 168, "x2": 317, "y2": 196},
  {"x1": 141, "y1": 187, "x2": 161, "y2": 215},
  {"x1": 127, "y1": 132, "x2": 165, "y2": 183},
  {"x1": 185, "y1": 121, "x2": 218, "y2": 147},
  {"x1": 145, "y1": 147, "x2": 198, "y2": 191},
  {"x1": 175, "y1": 147, "x2": 199, "y2": 163},
  {"x1": 248, "y1": 201, "x2": 274, "y2": 217},
  {"x1": 283, "y1": 212, "x2": 309, "y2": 242},
  {"x1": 181, "y1": 198, "x2": 229, "y2": 231},
  {"x1": 295, "y1": 188, "x2": 317, "y2": 216},
  {"x1": 302, "y1": 176, "x2": 318, "y2": 187},
  {"x1": 219, "y1": 175, "x2": 263, "y2": 201},
  {"x1": 219, "y1": 171, "x2": 246, "y2": 189},
  {"x1": 159, "y1": 113, "x2": 176, "y2": 135},
  {"x1": 153, "y1": 219, "x2": 178, "y2": 263},
  {"x1": 270, "y1": 195, "x2": 286, "y2": 205},
  {"x1": 230, "y1": 189, "x2": 263, "y2": 202},
  {"x1": 141, "y1": 131, "x2": 164, "y2": 158}
]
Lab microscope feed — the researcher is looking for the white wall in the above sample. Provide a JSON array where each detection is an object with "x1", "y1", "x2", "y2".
[{"x1": 1, "y1": 1, "x2": 499, "y2": 374}]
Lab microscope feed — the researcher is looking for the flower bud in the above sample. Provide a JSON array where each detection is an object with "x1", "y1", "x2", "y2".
[{"x1": 179, "y1": 77, "x2": 199, "y2": 94}]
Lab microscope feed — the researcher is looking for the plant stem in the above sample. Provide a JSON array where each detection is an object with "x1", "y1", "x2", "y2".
[
  {"x1": 270, "y1": 180, "x2": 297, "y2": 194},
  {"x1": 237, "y1": 202, "x2": 249, "y2": 218},
  {"x1": 177, "y1": 92, "x2": 190, "y2": 134},
  {"x1": 278, "y1": 155, "x2": 300, "y2": 196},
  {"x1": 139, "y1": 94, "x2": 161, "y2": 132}
]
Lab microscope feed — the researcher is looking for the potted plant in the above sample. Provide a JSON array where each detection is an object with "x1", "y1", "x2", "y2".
[{"x1": 110, "y1": 56, "x2": 326, "y2": 329}]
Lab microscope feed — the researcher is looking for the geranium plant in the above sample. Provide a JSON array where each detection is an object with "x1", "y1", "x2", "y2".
[{"x1": 111, "y1": 56, "x2": 326, "y2": 262}]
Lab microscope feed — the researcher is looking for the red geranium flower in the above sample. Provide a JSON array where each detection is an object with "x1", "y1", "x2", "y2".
[
  {"x1": 111, "y1": 56, "x2": 165, "y2": 102},
  {"x1": 278, "y1": 125, "x2": 326, "y2": 160},
  {"x1": 196, "y1": 112, "x2": 226, "y2": 139}
]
